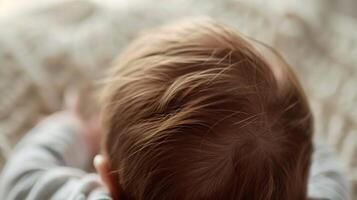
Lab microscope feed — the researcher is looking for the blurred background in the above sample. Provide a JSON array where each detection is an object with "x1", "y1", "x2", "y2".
[{"x1": 0, "y1": 0, "x2": 356, "y2": 198}]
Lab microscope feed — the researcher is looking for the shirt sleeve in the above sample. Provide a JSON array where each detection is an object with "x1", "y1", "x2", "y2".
[
  {"x1": 0, "y1": 113, "x2": 109, "y2": 200},
  {"x1": 308, "y1": 138, "x2": 351, "y2": 200}
]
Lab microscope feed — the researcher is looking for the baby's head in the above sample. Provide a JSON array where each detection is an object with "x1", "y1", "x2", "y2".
[{"x1": 97, "y1": 18, "x2": 313, "y2": 200}]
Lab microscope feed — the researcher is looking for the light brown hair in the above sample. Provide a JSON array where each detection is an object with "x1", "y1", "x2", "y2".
[{"x1": 100, "y1": 18, "x2": 313, "y2": 200}]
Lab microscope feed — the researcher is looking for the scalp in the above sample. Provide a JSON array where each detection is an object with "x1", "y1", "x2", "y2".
[{"x1": 100, "y1": 18, "x2": 313, "y2": 200}]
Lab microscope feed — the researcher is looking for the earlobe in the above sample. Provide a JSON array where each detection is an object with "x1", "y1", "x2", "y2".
[{"x1": 94, "y1": 154, "x2": 119, "y2": 199}]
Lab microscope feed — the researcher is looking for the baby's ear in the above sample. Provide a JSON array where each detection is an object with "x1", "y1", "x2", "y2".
[{"x1": 94, "y1": 155, "x2": 119, "y2": 199}]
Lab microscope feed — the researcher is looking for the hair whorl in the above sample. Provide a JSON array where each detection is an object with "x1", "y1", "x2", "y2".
[{"x1": 101, "y1": 18, "x2": 313, "y2": 200}]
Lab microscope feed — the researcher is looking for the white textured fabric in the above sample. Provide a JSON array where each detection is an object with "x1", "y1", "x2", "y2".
[{"x1": 309, "y1": 139, "x2": 350, "y2": 200}]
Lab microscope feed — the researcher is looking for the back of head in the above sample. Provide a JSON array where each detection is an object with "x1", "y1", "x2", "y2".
[{"x1": 101, "y1": 18, "x2": 313, "y2": 200}]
